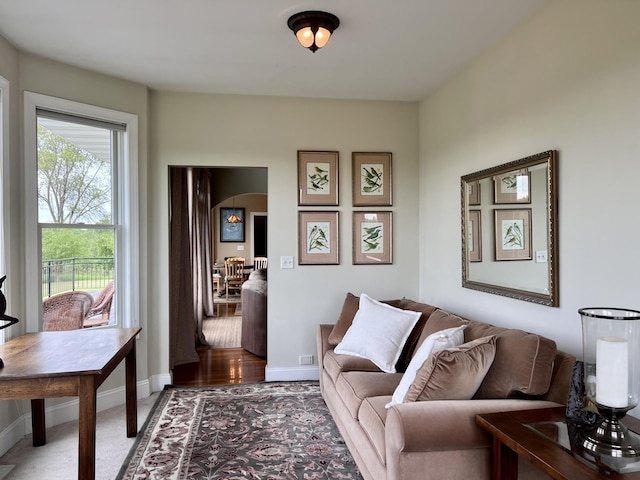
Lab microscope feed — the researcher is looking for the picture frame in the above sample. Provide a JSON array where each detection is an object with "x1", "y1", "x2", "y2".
[
  {"x1": 352, "y1": 211, "x2": 392, "y2": 265},
  {"x1": 493, "y1": 170, "x2": 530, "y2": 204},
  {"x1": 352, "y1": 152, "x2": 392, "y2": 206},
  {"x1": 467, "y1": 180, "x2": 481, "y2": 206},
  {"x1": 494, "y1": 209, "x2": 532, "y2": 261},
  {"x1": 220, "y1": 208, "x2": 245, "y2": 242},
  {"x1": 468, "y1": 210, "x2": 482, "y2": 262},
  {"x1": 298, "y1": 211, "x2": 339, "y2": 265},
  {"x1": 297, "y1": 150, "x2": 339, "y2": 206}
]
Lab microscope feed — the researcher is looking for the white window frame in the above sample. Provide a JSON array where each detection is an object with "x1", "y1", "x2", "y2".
[
  {"x1": 24, "y1": 92, "x2": 139, "y2": 331},
  {"x1": 0, "y1": 75, "x2": 9, "y2": 343}
]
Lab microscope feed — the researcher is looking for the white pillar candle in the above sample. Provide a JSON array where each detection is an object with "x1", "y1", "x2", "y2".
[{"x1": 596, "y1": 336, "x2": 629, "y2": 408}]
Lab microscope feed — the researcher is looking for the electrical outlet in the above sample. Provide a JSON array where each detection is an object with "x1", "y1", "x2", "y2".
[
  {"x1": 299, "y1": 355, "x2": 314, "y2": 365},
  {"x1": 535, "y1": 250, "x2": 548, "y2": 263},
  {"x1": 237, "y1": 245, "x2": 244, "y2": 251},
  {"x1": 280, "y1": 256, "x2": 294, "y2": 269}
]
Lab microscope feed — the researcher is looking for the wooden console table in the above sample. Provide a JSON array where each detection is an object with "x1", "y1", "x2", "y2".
[
  {"x1": 0, "y1": 327, "x2": 141, "y2": 480},
  {"x1": 477, "y1": 407, "x2": 640, "y2": 480}
]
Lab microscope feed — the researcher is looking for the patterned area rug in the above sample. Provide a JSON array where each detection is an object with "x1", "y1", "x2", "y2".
[{"x1": 117, "y1": 382, "x2": 362, "y2": 480}]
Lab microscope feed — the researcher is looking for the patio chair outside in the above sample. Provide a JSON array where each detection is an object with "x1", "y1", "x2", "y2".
[{"x1": 42, "y1": 291, "x2": 94, "y2": 331}]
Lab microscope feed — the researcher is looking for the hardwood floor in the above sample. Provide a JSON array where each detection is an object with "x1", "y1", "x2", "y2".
[{"x1": 172, "y1": 346, "x2": 266, "y2": 386}]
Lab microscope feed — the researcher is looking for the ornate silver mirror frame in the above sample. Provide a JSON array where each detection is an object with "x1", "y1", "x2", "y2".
[{"x1": 461, "y1": 150, "x2": 558, "y2": 307}]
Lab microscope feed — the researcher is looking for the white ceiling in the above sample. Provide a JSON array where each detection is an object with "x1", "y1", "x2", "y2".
[{"x1": 0, "y1": 0, "x2": 547, "y2": 102}]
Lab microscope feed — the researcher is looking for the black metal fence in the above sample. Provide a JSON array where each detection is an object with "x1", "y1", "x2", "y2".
[{"x1": 42, "y1": 257, "x2": 114, "y2": 298}]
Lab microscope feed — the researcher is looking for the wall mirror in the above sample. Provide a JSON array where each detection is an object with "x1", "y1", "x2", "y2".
[{"x1": 461, "y1": 150, "x2": 558, "y2": 306}]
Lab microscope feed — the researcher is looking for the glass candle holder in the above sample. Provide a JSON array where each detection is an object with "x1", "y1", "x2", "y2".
[{"x1": 579, "y1": 307, "x2": 640, "y2": 457}]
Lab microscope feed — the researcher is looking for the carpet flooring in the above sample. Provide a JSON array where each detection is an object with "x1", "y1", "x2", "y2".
[
  {"x1": 117, "y1": 382, "x2": 362, "y2": 480},
  {"x1": 0, "y1": 394, "x2": 159, "y2": 480}
]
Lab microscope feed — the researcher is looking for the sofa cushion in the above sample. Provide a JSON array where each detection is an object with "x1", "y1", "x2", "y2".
[
  {"x1": 358, "y1": 396, "x2": 391, "y2": 467},
  {"x1": 335, "y1": 294, "x2": 422, "y2": 373},
  {"x1": 323, "y1": 350, "x2": 381, "y2": 384},
  {"x1": 328, "y1": 292, "x2": 402, "y2": 346},
  {"x1": 396, "y1": 299, "x2": 438, "y2": 371},
  {"x1": 386, "y1": 325, "x2": 466, "y2": 408},
  {"x1": 405, "y1": 336, "x2": 496, "y2": 402},
  {"x1": 465, "y1": 320, "x2": 557, "y2": 398},
  {"x1": 415, "y1": 309, "x2": 469, "y2": 350},
  {"x1": 336, "y1": 371, "x2": 402, "y2": 419}
]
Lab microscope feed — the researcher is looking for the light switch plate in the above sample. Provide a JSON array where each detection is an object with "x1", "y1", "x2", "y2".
[{"x1": 280, "y1": 256, "x2": 294, "y2": 269}]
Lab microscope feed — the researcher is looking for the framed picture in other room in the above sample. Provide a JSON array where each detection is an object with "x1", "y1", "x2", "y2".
[{"x1": 220, "y1": 207, "x2": 245, "y2": 242}]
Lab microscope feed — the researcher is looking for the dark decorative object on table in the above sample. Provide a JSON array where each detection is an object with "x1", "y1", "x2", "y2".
[
  {"x1": 0, "y1": 275, "x2": 20, "y2": 368},
  {"x1": 566, "y1": 360, "x2": 599, "y2": 426}
]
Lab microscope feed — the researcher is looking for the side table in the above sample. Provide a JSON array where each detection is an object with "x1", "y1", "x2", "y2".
[{"x1": 477, "y1": 407, "x2": 640, "y2": 480}]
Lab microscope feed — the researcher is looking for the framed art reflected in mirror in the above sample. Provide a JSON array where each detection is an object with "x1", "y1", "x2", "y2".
[{"x1": 461, "y1": 150, "x2": 558, "y2": 307}]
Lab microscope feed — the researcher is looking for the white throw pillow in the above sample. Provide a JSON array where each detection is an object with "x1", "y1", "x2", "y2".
[
  {"x1": 385, "y1": 325, "x2": 466, "y2": 408},
  {"x1": 334, "y1": 293, "x2": 422, "y2": 373}
]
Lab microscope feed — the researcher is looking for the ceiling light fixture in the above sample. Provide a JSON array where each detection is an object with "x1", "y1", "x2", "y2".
[
  {"x1": 226, "y1": 196, "x2": 243, "y2": 224},
  {"x1": 287, "y1": 11, "x2": 340, "y2": 53}
]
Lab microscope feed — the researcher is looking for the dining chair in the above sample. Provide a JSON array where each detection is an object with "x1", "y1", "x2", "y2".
[
  {"x1": 224, "y1": 258, "x2": 245, "y2": 301},
  {"x1": 253, "y1": 257, "x2": 268, "y2": 270}
]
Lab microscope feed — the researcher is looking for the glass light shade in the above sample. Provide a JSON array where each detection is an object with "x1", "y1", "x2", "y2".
[
  {"x1": 579, "y1": 307, "x2": 640, "y2": 457},
  {"x1": 226, "y1": 214, "x2": 243, "y2": 224},
  {"x1": 296, "y1": 28, "x2": 314, "y2": 48},
  {"x1": 314, "y1": 27, "x2": 331, "y2": 48}
]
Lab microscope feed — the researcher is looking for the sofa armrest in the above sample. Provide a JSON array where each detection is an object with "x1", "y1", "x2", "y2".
[
  {"x1": 386, "y1": 399, "x2": 562, "y2": 454},
  {"x1": 317, "y1": 324, "x2": 335, "y2": 362}
]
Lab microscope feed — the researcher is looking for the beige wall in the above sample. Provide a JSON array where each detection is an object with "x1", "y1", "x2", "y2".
[
  {"x1": 419, "y1": 0, "x2": 640, "y2": 363},
  {"x1": 149, "y1": 91, "x2": 420, "y2": 372}
]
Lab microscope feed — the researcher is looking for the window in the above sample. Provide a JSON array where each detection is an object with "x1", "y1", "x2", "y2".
[{"x1": 24, "y1": 93, "x2": 139, "y2": 331}]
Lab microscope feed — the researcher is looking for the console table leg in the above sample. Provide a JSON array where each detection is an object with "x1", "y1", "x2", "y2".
[
  {"x1": 30, "y1": 399, "x2": 46, "y2": 447},
  {"x1": 78, "y1": 376, "x2": 97, "y2": 480},
  {"x1": 125, "y1": 340, "x2": 138, "y2": 437},
  {"x1": 493, "y1": 437, "x2": 518, "y2": 480}
]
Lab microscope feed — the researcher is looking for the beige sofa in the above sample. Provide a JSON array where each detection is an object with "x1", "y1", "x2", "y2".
[{"x1": 317, "y1": 294, "x2": 576, "y2": 480}]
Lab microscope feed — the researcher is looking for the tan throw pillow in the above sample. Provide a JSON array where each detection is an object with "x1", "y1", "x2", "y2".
[
  {"x1": 328, "y1": 292, "x2": 402, "y2": 346},
  {"x1": 404, "y1": 336, "x2": 496, "y2": 402},
  {"x1": 395, "y1": 299, "x2": 437, "y2": 372},
  {"x1": 415, "y1": 309, "x2": 469, "y2": 349}
]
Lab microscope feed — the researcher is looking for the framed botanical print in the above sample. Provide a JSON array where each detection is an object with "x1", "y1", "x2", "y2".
[
  {"x1": 298, "y1": 211, "x2": 339, "y2": 265},
  {"x1": 352, "y1": 152, "x2": 392, "y2": 206},
  {"x1": 352, "y1": 211, "x2": 392, "y2": 265},
  {"x1": 468, "y1": 210, "x2": 482, "y2": 262},
  {"x1": 297, "y1": 150, "x2": 339, "y2": 206},
  {"x1": 467, "y1": 180, "x2": 481, "y2": 206},
  {"x1": 220, "y1": 208, "x2": 245, "y2": 242},
  {"x1": 494, "y1": 209, "x2": 532, "y2": 261},
  {"x1": 494, "y1": 170, "x2": 530, "y2": 204}
]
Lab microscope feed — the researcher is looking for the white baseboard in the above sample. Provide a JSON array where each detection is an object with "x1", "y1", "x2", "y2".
[
  {"x1": 149, "y1": 373, "x2": 172, "y2": 392},
  {"x1": 0, "y1": 416, "x2": 26, "y2": 461},
  {"x1": 265, "y1": 365, "x2": 319, "y2": 382}
]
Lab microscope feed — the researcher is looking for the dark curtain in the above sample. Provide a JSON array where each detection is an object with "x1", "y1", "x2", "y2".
[
  {"x1": 169, "y1": 168, "x2": 198, "y2": 367},
  {"x1": 188, "y1": 168, "x2": 214, "y2": 337}
]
